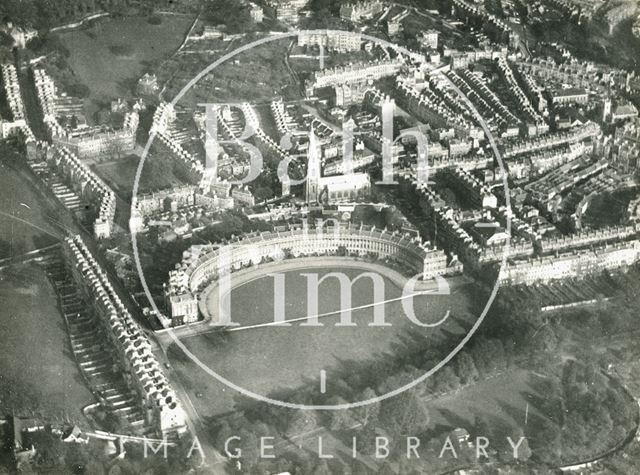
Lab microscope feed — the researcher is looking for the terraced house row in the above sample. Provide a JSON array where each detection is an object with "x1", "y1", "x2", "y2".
[
  {"x1": 165, "y1": 222, "x2": 461, "y2": 326},
  {"x1": 399, "y1": 171, "x2": 534, "y2": 268},
  {"x1": 27, "y1": 144, "x2": 117, "y2": 239},
  {"x1": 0, "y1": 63, "x2": 35, "y2": 141},
  {"x1": 33, "y1": 67, "x2": 139, "y2": 158},
  {"x1": 516, "y1": 57, "x2": 632, "y2": 95},
  {"x1": 395, "y1": 75, "x2": 479, "y2": 140},
  {"x1": 500, "y1": 121, "x2": 600, "y2": 158},
  {"x1": 495, "y1": 57, "x2": 547, "y2": 133},
  {"x1": 151, "y1": 103, "x2": 206, "y2": 186},
  {"x1": 154, "y1": 102, "x2": 255, "y2": 203},
  {"x1": 450, "y1": 0, "x2": 517, "y2": 45},
  {"x1": 497, "y1": 240, "x2": 640, "y2": 285},
  {"x1": 65, "y1": 235, "x2": 187, "y2": 435},
  {"x1": 306, "y1": 58, "x2": 404, "y2": 95}
]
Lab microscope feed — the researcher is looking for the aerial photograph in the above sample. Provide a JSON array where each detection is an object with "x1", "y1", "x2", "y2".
[{"x1": 1, "y1": 0, "x2": 640, "y2": 473}]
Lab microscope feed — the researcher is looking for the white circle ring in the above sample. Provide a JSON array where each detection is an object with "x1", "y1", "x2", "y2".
[{"x1": 130, "y1": 29, "x2": 512, "y2": 411}]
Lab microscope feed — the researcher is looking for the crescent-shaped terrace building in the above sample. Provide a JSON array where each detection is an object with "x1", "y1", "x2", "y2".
[{"x1": 164, "y1": 223, "x2": 462, "y2": 326}]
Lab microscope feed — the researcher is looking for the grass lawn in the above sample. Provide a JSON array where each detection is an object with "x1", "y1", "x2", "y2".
[
  {"x1": 0, "y1": 150, "x2": 61, "y2": 259},
  {"x1": 57, "y1": 15, "x2": 193, "y2": 113},
  {"x1": 167, "y1": 266, "x2": 474, "y2": 417},
  {"x1": 92, "y1": 154, "x2": 186, "y2": 200},
  {"x1": 428, "y1": 369, "x2": 553, "y2": 438},
  {"x1": 0, "y1": 263, "x2": 94, "y2": 422},
  {"x1": 582, "y1": 188, "x2": 638, "y2": 229}
]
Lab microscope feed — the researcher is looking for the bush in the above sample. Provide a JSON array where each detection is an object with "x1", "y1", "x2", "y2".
[
  {"x1": 65, "y1": 82, "x2": 90, "y2": 98},
  {"x1": 28, "y1": 34, "x2": 70, "y2": 57},
  {"x1": 109, "y1": 43, "x2": 134, "y2": 57},
  {"x1": 0, "y1": 31, "x2": 14, "y2": 48},
  {"x1": 147, "y1": 15, "x2": 162, "y2": 25}
]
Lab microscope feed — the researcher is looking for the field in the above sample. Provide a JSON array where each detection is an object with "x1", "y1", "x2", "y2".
[
  {"x1": 167, "y1": 264, "x2": 474, "y2": 417},
  {"x1": 57, "y1": 15, "x2": 193, "y2": 111},
  {"x1": 0, "y1": 149, "x2": 61, "y2": 260},
  {"x1": 0, "y1": 151, "x2": 91, "y2": 420},
  {"x1": 0, "y1": 263, "x2": 94, "y2": 422}
]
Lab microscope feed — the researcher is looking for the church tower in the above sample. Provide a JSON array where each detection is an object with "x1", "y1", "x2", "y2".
[
  {"x1": 306, "y1": 125, "x2": 321, "y2": 203},
  {"x1": 281, "y1": 174, "x2": 291, "y2": 197},
  {"x1": 603, "y1": 96, "x2": 612, "y2": 123}
]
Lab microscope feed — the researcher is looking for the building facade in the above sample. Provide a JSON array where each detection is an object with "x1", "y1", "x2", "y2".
[
  {"x1": 298, "y1": 30, "x2": 361, "y2": 52},
  {"x1": 65, "y1": 235, "x2": 187, "y2": 435},
  {"x1": 305, "y1": 126, "x2": 371, "y2": 204},
  {"x1": 165, "y1": 223, "x2": 460, "y2": 325},
  {"x1": 499, "y1": 240, "x2": 640, "y2": 285},
  {"x1": 340, "y1": 1, "x2": 384, "y2": 23},
  {"x1": 306, "y1": 59, "x2": 404, "y2": 95}
]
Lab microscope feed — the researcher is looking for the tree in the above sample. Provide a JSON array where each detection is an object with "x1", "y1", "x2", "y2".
[
  {"x1": 333, "y1": 459, "x2": 353, "y2": 475},
  {"x1": 64, "y1": 82, "x2": 90, "y2": 98},
  {"x1": 310, "y1": 0, "x2": 332, "y2": 12},
  {"x1": 472, "y1": 338, "x2": 507, "y2": 374},
  {"x1": 107, "y1": 139, "x2": 126, "y2": 160},
  {"x1": 379, "y1": 391, "x2": 429, "y2": 438},
  {"x1": 510, "y1": 428, "x2": 531, "y2": 463},
  {"x1": 352, "y1": 461, "x2": 373, "y2": 475},
  {"x1": 235, "y1": 427, "x2": 261, "y2": 470},
  {"x1": 610, "y1": 425, "x2": 628, "y2": 445},
  {"x1": 203, "y1": 0, "x2": 254, "y2": 33},
  {"x1": 144, "y1": 156, "x2": 174, "y2": 191},
  {"x1": 377, "y1": 462, "x2": 395, "y2": 475},
  {"x1": 473, "y1": 415, "x2": 492, "y2": 440},
  {"x1": 326, "y1": 396, "x2": 353, "y2": 430},
  {"x1": 562, "y1": 360, "x2": 579, "y2": 392},
  {"x1": 109, "y1": 43, "x2": 134, "y2": 57},
  {"x1": 455, "y1": 352, "x2": 479, "y2": 385},
  {"x1": 531, "y1": 324, "x2": 558, "y2": 353},
  {"x1": 433, "y1": 366, "x2": 460, "y2": 394},
  {"x1": 535, "y1": 420, "x2": 561, "y2": 465},
  {"x1": 0, "y1": 47, "x2": 12, "y2": 64},
  {"x1": 252, "y1": 184, "x2": 274, "y2": 202},
  {"x1": 0, "y1": 31, "x2": 14, "y2": 48},
  {"x1": 311, "y1": 460, "x2": 332, "y2": 475},
  {"x1": 605, "y1": 387, "x2": 633, "y2": 426},
  {"x1": 286, "y1": 411, "x2": 318, "y2": 436},
  {"x1": 213, "y1": 420, "x2": 234, "y2": 450},
  {"x1": 563, "y1": 412, "x2": 588, "y2": 448},
  {"x1": 220, "y1": 213, "x2": 245, "y2": 236},
  {"x1": 357, "y1": 387, "x2": 380, "y2": 425},
  {"x1": 282, "y1": 247, "x2": 293, "y2": 259}
]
